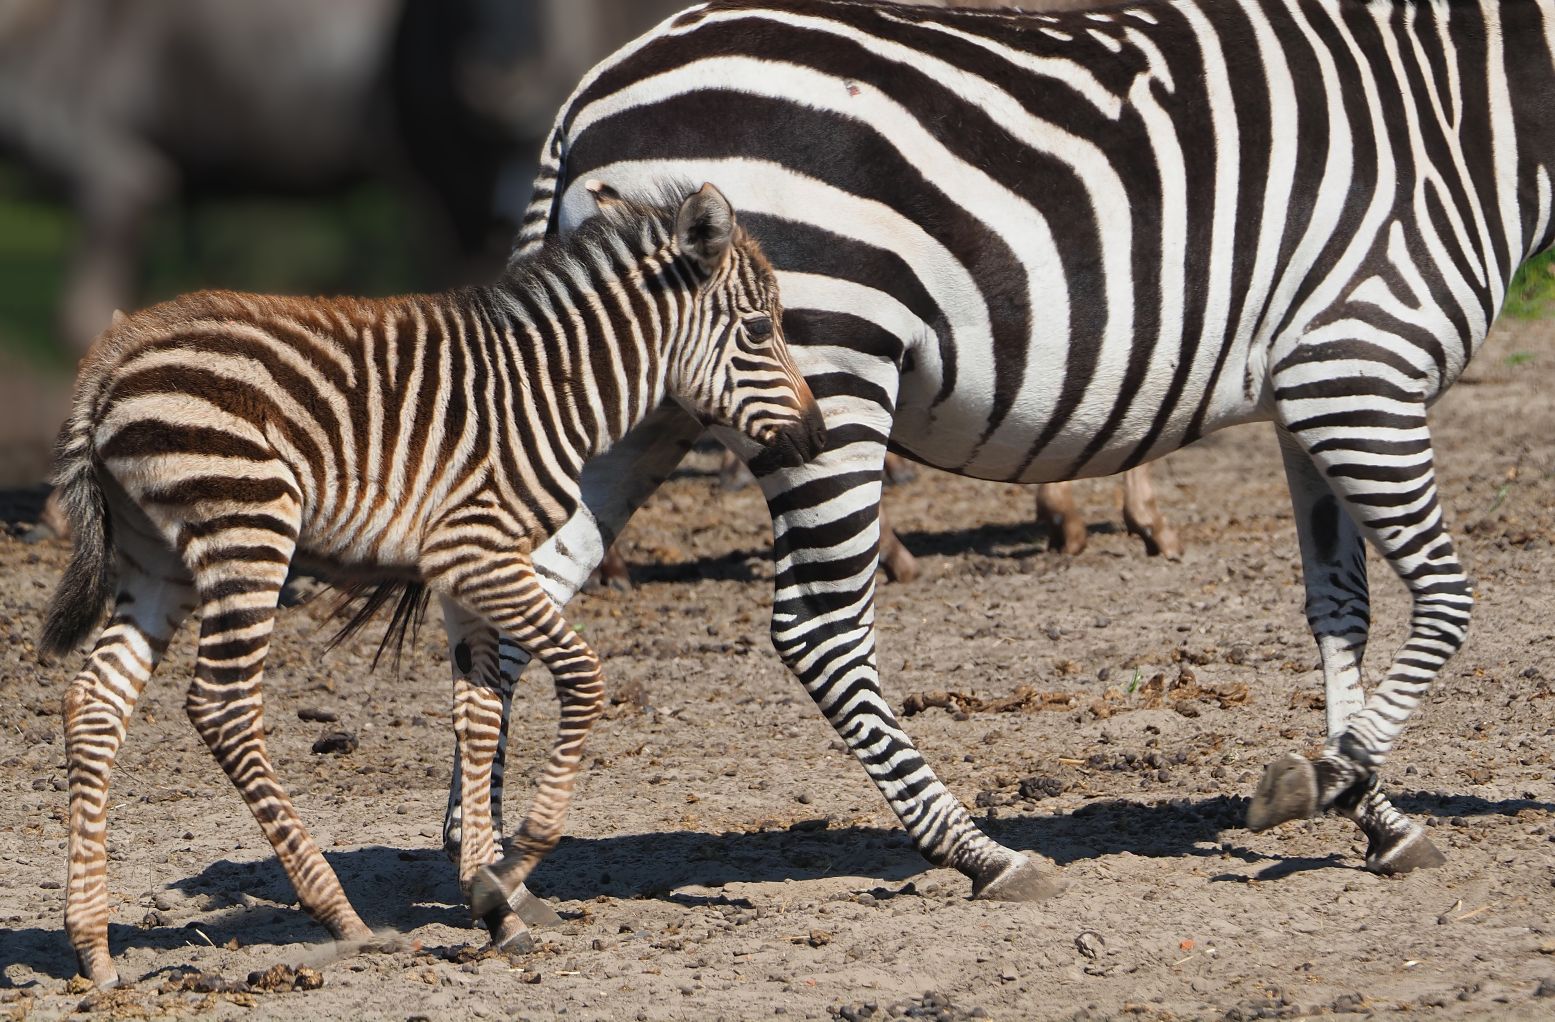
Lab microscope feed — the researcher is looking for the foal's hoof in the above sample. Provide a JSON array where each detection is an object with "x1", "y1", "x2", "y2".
[
  {"x1": 77, "y1": 969, "x2": 120, "y2": 992},
  {"x1": 971, "y1": 855, "x2": 1066, "y2": 902},
  {"x1": 490, "y1": 916, "x2": 536, "y2": 955},
  {"x1": 1366, "y1": 826, "x2": 1448, "y2": 875},
  {"x1": 470, "y1": 865, "x2": 513, "y2": 921},
  {"x1": 1247, "y1": 753, "x2": 1318, "y2": 831},
  {"x1": 335, "y1": 931, "x2": 409, "y2": 960}
]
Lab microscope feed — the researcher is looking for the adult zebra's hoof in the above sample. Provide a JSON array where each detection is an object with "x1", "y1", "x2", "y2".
[
  {"x1": 1247, "y1": 753, "x2": 1318, "y2": 831},
  {"x1": 971, "y1": 855, "x2": 1066, "y2": 902},
  {"x1": 1366, "y1": 826, "x2": 1447, "y2": 875},
  {"x1": 507, "y1": 884, "x2": 563, "y2": 929}
]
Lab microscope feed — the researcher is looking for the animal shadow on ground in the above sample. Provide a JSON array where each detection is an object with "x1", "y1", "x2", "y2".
[
  {"x1": 7, "y1": 793, "x2": 1544, "y2": 983},
  {"x1": 630, "y1": 518, "x2": 1116, "y2": 584},
  {"x1": 628, "y1": 546, "x2": 770, "y2": 585},
  {"x1": 0, "y1": 848, "x2": 468, "y2": 984},
  {"x1": 897, "y1": 519, "x2": 1121, "y2": 561}
]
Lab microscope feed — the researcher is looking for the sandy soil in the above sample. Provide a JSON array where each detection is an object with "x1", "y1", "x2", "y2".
[{"x1": 2, "y1": 319, "x2": 1554, "y2": 1021}]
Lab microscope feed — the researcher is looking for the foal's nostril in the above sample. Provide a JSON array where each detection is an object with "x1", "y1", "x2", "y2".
[{"x1": 799, "y1": 401, "x2": 827, "y2": 461}]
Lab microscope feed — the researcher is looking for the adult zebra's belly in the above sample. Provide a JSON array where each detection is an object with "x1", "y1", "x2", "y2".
[
  {"x1": 879, "y1": 329, "x2": 1269, "y2": 485},
  {"x1": 885, "y1": 376, "x2": 1190, "y2": 484}
]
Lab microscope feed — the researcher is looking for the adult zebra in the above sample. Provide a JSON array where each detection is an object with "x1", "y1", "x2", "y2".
[{"x1": 446, "y1": 0, "x2": 1555, "y2": 901}]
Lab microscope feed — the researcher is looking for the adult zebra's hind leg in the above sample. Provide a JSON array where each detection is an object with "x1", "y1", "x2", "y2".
[
  {"x1": 757, "y1": 418, "x2": 1060, "y2": 901},
  {"x1": 1274, "y1": 429, "x2": 1444, "y2": 873},
  {"x1": 1250, "y1": 371, "x2": 1465, "y2": 874}
]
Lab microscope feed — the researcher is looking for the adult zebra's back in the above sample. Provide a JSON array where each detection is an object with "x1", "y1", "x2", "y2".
[{"x1": 460, "y1": 0, "x2": 1555, "y2": 897}]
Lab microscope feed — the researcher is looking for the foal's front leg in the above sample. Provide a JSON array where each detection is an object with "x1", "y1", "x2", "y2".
[
  {"x1": 441, "y1": 404, "x2": 702, "y2": 857},
  {"x1": 435, "y1": 558, "x2": 608, "y2": 937}
]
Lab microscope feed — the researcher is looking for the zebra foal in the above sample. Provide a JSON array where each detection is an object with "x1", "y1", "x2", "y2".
[{"x1": 41, "y1": 182, "x2": 826, "y2": 988}]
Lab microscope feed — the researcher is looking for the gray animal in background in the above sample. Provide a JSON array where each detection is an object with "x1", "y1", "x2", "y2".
[{"x1": 0, "y1": 0, "x2": 692, "y2": 357}]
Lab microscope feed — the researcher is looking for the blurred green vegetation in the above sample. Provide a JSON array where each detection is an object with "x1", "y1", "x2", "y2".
[
  {"x1": 0, "y1": 166, "x2": 73, "y2": 372},
  {"x1": 1506, "y1": 249, "x2": 1555, "y2": 320},
  {"x1": 0, "y1": 162, "x2": 430, "y2": 375}
]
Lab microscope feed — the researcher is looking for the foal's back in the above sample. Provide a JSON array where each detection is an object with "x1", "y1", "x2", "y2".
[{"x1": 80, "y1": 287, "x2": 519, "y2": 570}]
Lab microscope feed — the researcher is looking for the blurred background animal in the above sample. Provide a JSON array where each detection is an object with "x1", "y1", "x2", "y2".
[
  {"x1": 0, "y1": 0, "x2": 692, "y2": 493},
  {"x1": 0, "y1": 0, "x2": 695, "y2": 358}
]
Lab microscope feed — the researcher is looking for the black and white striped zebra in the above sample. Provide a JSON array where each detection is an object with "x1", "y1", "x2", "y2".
[
  {"x1": 41, "y1": 183, "x2": 826, "y2": 987},
  {"x1": 446, "y1": 0, "x2": 1555, "y2": 903}
]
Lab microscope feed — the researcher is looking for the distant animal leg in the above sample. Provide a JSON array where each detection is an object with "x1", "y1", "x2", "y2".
[
  {"x1": 1034, "y1": 480, "x2": 1088, "y2": 555},
  {"x1": 1121, "y1": 465, "x2": 1183, "y2": 559},
  {"x1": 876, "y1": 506, "x2": 918, "y2": 584}
]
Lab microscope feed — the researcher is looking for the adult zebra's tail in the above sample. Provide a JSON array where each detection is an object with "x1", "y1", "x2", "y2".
[
  {"x1": 510, "y1": 117, "x2": 568, "y2": 262},
  {"x1": 40, "y1": 405, "x2": 114, "y2": 658}
]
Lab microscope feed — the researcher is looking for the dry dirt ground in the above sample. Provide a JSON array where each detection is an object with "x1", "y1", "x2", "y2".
[{"x1": 2, "y1": 320, "x2": 1555, "y2": 1021}]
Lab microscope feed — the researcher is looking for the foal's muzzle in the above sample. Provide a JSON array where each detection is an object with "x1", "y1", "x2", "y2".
[{"x1": 748, "y1": 400, "x2": 828, "y2": 475}]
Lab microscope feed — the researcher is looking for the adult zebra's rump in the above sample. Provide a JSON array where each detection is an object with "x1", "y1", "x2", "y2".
[{"x1": 44, "y1": 184, "x2": 826, "y2": 988}]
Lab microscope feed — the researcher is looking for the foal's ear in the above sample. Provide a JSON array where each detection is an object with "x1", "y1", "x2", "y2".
[
  {"x1": 586, "y1": 179, "x2": 626, "y2": 210},
  {"x1": 675, "y1": 183, "x2": 735, "y2": 275}
]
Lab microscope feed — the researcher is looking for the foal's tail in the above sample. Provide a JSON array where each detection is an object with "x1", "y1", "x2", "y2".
[{"x1": 39, "y1": 378, "x2": 115, "y2": 659}]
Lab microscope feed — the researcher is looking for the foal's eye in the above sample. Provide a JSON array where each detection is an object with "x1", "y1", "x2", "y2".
[{"x1": 745, "y1": 316, "x2": 773, "y2": 340}]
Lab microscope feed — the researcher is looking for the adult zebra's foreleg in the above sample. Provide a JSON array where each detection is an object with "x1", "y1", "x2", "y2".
[
  {"x1": 757, "y1": 412, "x2": 1061, "y2": 901},
  {"x1": 1250, "y1": 372, "x2": 1466, "y2": 873},
  {"x1": 1274, "y1": 428, "x2": 1444, "y2": 872}
]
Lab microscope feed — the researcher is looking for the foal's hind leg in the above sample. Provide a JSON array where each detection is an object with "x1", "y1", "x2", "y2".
[
  {"x1": 183, "y1": 516, "x2": 373, "y2": 944},
  {"x1": 63, "y1": 536, "x2": 194, "y2": 987}
]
